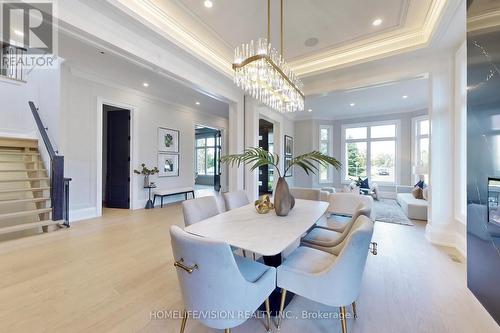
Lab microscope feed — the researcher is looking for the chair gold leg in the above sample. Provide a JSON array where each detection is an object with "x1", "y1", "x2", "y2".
[
  {"x1": 352, "y1": 301, "x2": 358, "y2": 319},
  {"x1": 224, "y1": 329, "x2": 231, "y2": 333},
  {"x1": 340, "y1": 306, "x2": 347, "y2": 333},
  {"x1": 180, "y1": 309, "x2": 188, "y2": 333},
  {"x1": 277, "y1": 288, "x2": 287, "y2": 330},
  {"x1": 265, "y1": 298, "x2": 271, "y2": 332}
]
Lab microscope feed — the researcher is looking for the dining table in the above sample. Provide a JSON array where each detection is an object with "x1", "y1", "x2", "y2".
[{"x1": 184, "y1": 198, "x2": 329, "y2": 314}]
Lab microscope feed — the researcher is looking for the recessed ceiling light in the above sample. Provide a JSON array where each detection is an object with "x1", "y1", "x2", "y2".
[
  {"x1": 99, "y1": 50, "x2": 105, "y2": 55},
  {"x1": 350, "y1": 103, "x2": 355, "y2": 107},
  {"x1": 204, "y1": 0, "x2": 213, "y2": 8},
  {"x1": 143, "y1": 82, "x2": 149, "y2": 87},
  {"x1": 196, "y1": 101, "x2": 201, "y2": 105},
  {"x1": 372, "y1": 18, "x2": 383, "y2": 26},
  {"x1": 304, "y1": 37, "x2": 319, "y2": 47},
  {"x1": 402, "y1": 95, "x2": 408, "y2": 99},
  {"x1": 14, "y1": 30, "x2": 24, "y2": 37},
  {"x1": 308, "y1": 109, "x2": 312, "y2": 112}
]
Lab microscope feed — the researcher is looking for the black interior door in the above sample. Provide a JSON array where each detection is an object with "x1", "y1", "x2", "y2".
[
  {"x1": 213, "y1": 130, "x2": 222, "y2": 192},
  {"x1": 106, "y1": 110, "x2": 130, "y2": 208}
]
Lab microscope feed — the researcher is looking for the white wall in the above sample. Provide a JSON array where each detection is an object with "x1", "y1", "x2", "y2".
[
  {"x1": 0, "y1": 78, "x2": 35, "y2": 138},
  {"x1": 59, "y1": 65, "x2": 229, "y2": 221}
]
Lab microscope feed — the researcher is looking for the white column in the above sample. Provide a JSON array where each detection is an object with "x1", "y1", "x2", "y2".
[
  {"x1": 228, "y1": 99, "x2": 245, "y2": 192},
  {"x1": 426, "y1": 55, "x2": 456, "y2": 245}
]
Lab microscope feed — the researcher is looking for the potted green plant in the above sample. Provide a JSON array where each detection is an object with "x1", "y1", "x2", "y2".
[
  {"x1": 221, "y1": 148, "x2": 341, "y2": 216},
  {"x1": 134, "y1": 163, "x2": 159, "y2": 187}
]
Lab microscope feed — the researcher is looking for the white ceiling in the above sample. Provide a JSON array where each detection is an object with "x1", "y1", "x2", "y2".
[
  {"x1": 58, "y1": 33, "x2": 230, "y2": 118},
  {"x1": 296, "y1": 77, "x2": 429, "y2": 120},
  {"x1": 175, "y1": 0, "x2": 412, "y2": 60}
]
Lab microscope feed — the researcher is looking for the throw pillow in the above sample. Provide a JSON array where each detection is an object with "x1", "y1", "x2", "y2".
[
  {"x1": 422, "y1": 187, "x2": 428, "y2": 200},
  {"x1": 360, "y1": 178, "x2": 370, "y2": 189},
  {"x1": 412, "y1": 187, "x2": 423, "y2": 199},
  {"x1": 414, "y1": 180, "x2": 425, "y2": 189}
]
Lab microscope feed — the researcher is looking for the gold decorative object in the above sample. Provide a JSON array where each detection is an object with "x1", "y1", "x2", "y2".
[
  {"x1": 233, "y1": 0, "x2": 304, "y2": 113},
  {"x1": 254, "y1": 195, "x2": 274, "y2": 214}
]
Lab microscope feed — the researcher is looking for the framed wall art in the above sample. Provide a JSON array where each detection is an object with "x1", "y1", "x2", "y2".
[
  {"x1": 284, "y1": 135, "x2": 293, "y2": 156},
  {"x1": 158, "y1": 127, "x2": 179, "y2": 153},
  {"x1": 158, "y1": 153, "x2": 179, "y2": 177}
]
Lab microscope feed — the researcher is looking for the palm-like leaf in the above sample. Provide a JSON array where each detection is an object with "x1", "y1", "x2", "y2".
[
  {"x1": 221, "y1": 147, "x2": 282, "y2": 177},
  {"x1": 286, "y1": 151, "x2": 341, "y2": 175},
  {"x1": 221, "y1": 147, "x2": 341, "y2": 178}
]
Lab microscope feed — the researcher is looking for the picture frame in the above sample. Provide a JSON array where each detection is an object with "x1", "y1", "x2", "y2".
[
  {"x1": 158, "y1": 127, "x2": 179, "y2": 153},
  {"x1": 158, "y1": 153, "x2": 179, "y2": 177},
  {"x1": 285, "y1": 157, "x2": 293, "y2": 177},
  {"x1": 284, "y1": 135, "x2": 293, "y2": 156}
]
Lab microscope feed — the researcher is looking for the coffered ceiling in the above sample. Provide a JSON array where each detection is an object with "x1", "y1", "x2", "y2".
[{"x1": 111, "y1": 0, "x2": 448, "y2": 77}]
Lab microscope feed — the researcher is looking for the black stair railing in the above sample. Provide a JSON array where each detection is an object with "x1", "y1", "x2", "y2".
[{"x1": 28, "y1": 101, "x2": 71, "y2": 227}]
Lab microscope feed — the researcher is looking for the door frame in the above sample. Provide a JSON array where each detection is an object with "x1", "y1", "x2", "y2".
[
  {"x1": 194, "y1": 123, "x2": 227, "y2": 192},
  {"x1": 96, "y1": 98, "x2": 136, "y2": 217}
]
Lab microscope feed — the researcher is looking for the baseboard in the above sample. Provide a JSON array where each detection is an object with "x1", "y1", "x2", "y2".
[
  {"x1": 69, "y1": 207, "x2": 99, "y2": 222},
  {"x1": 425, "y1": 223, "x2": 457, "y2": 247},
  {"x1": 456, "y1": 230, "x2": 467, "y2": 258}
]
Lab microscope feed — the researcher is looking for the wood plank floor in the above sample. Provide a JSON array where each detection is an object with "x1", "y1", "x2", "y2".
[{"x1": 0, "y1": 204, "x2": 498, "y2": 333}]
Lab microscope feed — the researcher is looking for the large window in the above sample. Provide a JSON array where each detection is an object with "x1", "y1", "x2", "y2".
[
  {"x1": 413, "y1": 116, "x2": 429, "y2": 182},
  {"x1": 343, "y1": 121, "x2": 398, "y2": 184},
  {"x1": 196, "y1": 136, "x2": 215, "y2": 175},
  {"x1": 319, "y1": 125, "x2": 333, "y2": 183}
]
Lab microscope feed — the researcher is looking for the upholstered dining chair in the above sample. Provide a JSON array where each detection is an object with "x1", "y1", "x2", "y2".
[
  {"x1": 301, "y1": 202, "x2": 372, "y2": 256},
  {"x1": 170, "y1": 225, "x2": 275, "y2": 333},
  {"x1": 222, "y1": 190, "x2": 256, "y2": 258},
  {"x1": 223, "y1": 190, "x2": 249, "y2": 211},
  {"x1": 276, "y1": 216, "x2": 374, "y2": 333},
  {"x1": 181, "y1": 196, "x2": 221, "y2": 227},
  {"x1": 289, "y1": 187, "x2": 321, "y2": 201}
]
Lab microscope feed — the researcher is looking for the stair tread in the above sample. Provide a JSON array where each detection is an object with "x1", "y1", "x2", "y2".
[
  {"x1": 0, "y1": 178, "x2": 49, "y2": 182},
  {"x1": 0, "y1": 187, "x2": 50, "y2": 193},
  {"x1": 0, "y1": 169, "x2": 47, "y2": 172},
  {"x1": 0, "y1": 198, "x2": 50, "y2": 205},
  {"x1": 0, "y1": 151, "x2": 39, "y2": 156},
  {"x1": 0, "y1": 220, "x2": 59, "y2": 235},
  {"x1": 0, "y1": 208, "x2": 52, "y2": 220},
  {"x1": 0, "y1": 160, "x2": 42, "y2": 163}
]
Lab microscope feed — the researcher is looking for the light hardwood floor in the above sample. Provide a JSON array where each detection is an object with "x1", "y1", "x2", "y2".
[{"x1": 0, "y1": 204, "x2": 498, "y2": 333}]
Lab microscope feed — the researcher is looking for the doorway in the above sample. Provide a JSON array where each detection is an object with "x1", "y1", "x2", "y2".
[
  {"x1": 102, "y1": 105, "x2": 131, "y2": 209},
  {"x1": 259, "y1": 119, "x2": 274, "y2": 195},
  {"x1": 194, "y1": 125, "x2": 222, "y2": 194}
]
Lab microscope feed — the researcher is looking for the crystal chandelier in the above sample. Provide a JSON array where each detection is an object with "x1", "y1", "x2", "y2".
[{"x1": 232, "y1": 0, "x2": 304, "y2": 113}]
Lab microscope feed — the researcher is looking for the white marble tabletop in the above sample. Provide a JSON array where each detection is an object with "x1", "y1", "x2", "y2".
[{"x1": 184, "y1": 199, "x2": 329, "y2": 256}]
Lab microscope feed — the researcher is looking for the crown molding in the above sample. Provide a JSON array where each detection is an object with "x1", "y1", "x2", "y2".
[
  {"x1": 467, "y1": 9, "x2": 500, "y2": 33},
  {"x1": 291, "y1": 0, "x2": 448, "y2": 76},
  {"x1": 111, "y1": 0, "x2": 447, "y2": 78}
]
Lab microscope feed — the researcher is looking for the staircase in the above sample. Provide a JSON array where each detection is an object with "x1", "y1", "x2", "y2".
[{"x1": 0, "y1": 136, "x2": 60, "y2": 239}]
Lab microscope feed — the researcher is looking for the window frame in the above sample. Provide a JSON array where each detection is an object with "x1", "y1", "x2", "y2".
[
  {"x1": 412, "y1": 115, "x2": 430, "y2": 183},
  {"x1": 341, "y1": 120, "x2": 400, "y2": 185},
  {"x1": 195, "y1": 136, "x2": 216, "y2": 176},
  {"x1": 318, "y1": 125, "x2": 334, "y2": 184}
]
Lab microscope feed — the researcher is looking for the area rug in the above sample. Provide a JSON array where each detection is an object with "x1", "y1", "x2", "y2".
[{"x1": 373, "y1": 199, "x2": 413, "y2": 226}]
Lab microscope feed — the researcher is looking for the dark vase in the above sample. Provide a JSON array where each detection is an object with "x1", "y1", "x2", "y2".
[{"x1": 274, "y1": 177, "x2": 294, "y2": 216}]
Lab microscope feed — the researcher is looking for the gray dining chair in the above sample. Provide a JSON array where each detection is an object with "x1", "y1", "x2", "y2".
[
  {"x1": 222, "y1": 190, "x2": 249, "y2": 211},
  {"x1": 170, "y1": 225, "x2": 275, "y2": 333},
  {"x1": 181, "y1": 196, "x2": 221, "y2": 227},
  {"x1": 301, "y1": 202, "x2": 372, "y2": 255},
  {"x1": 276, "y1": 215, "x2": 374, "y2": 333}
]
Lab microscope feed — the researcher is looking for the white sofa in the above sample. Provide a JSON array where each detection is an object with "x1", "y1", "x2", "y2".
[{"x1": 396, "y1": 187, "x2": 428, "y2": 220}]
